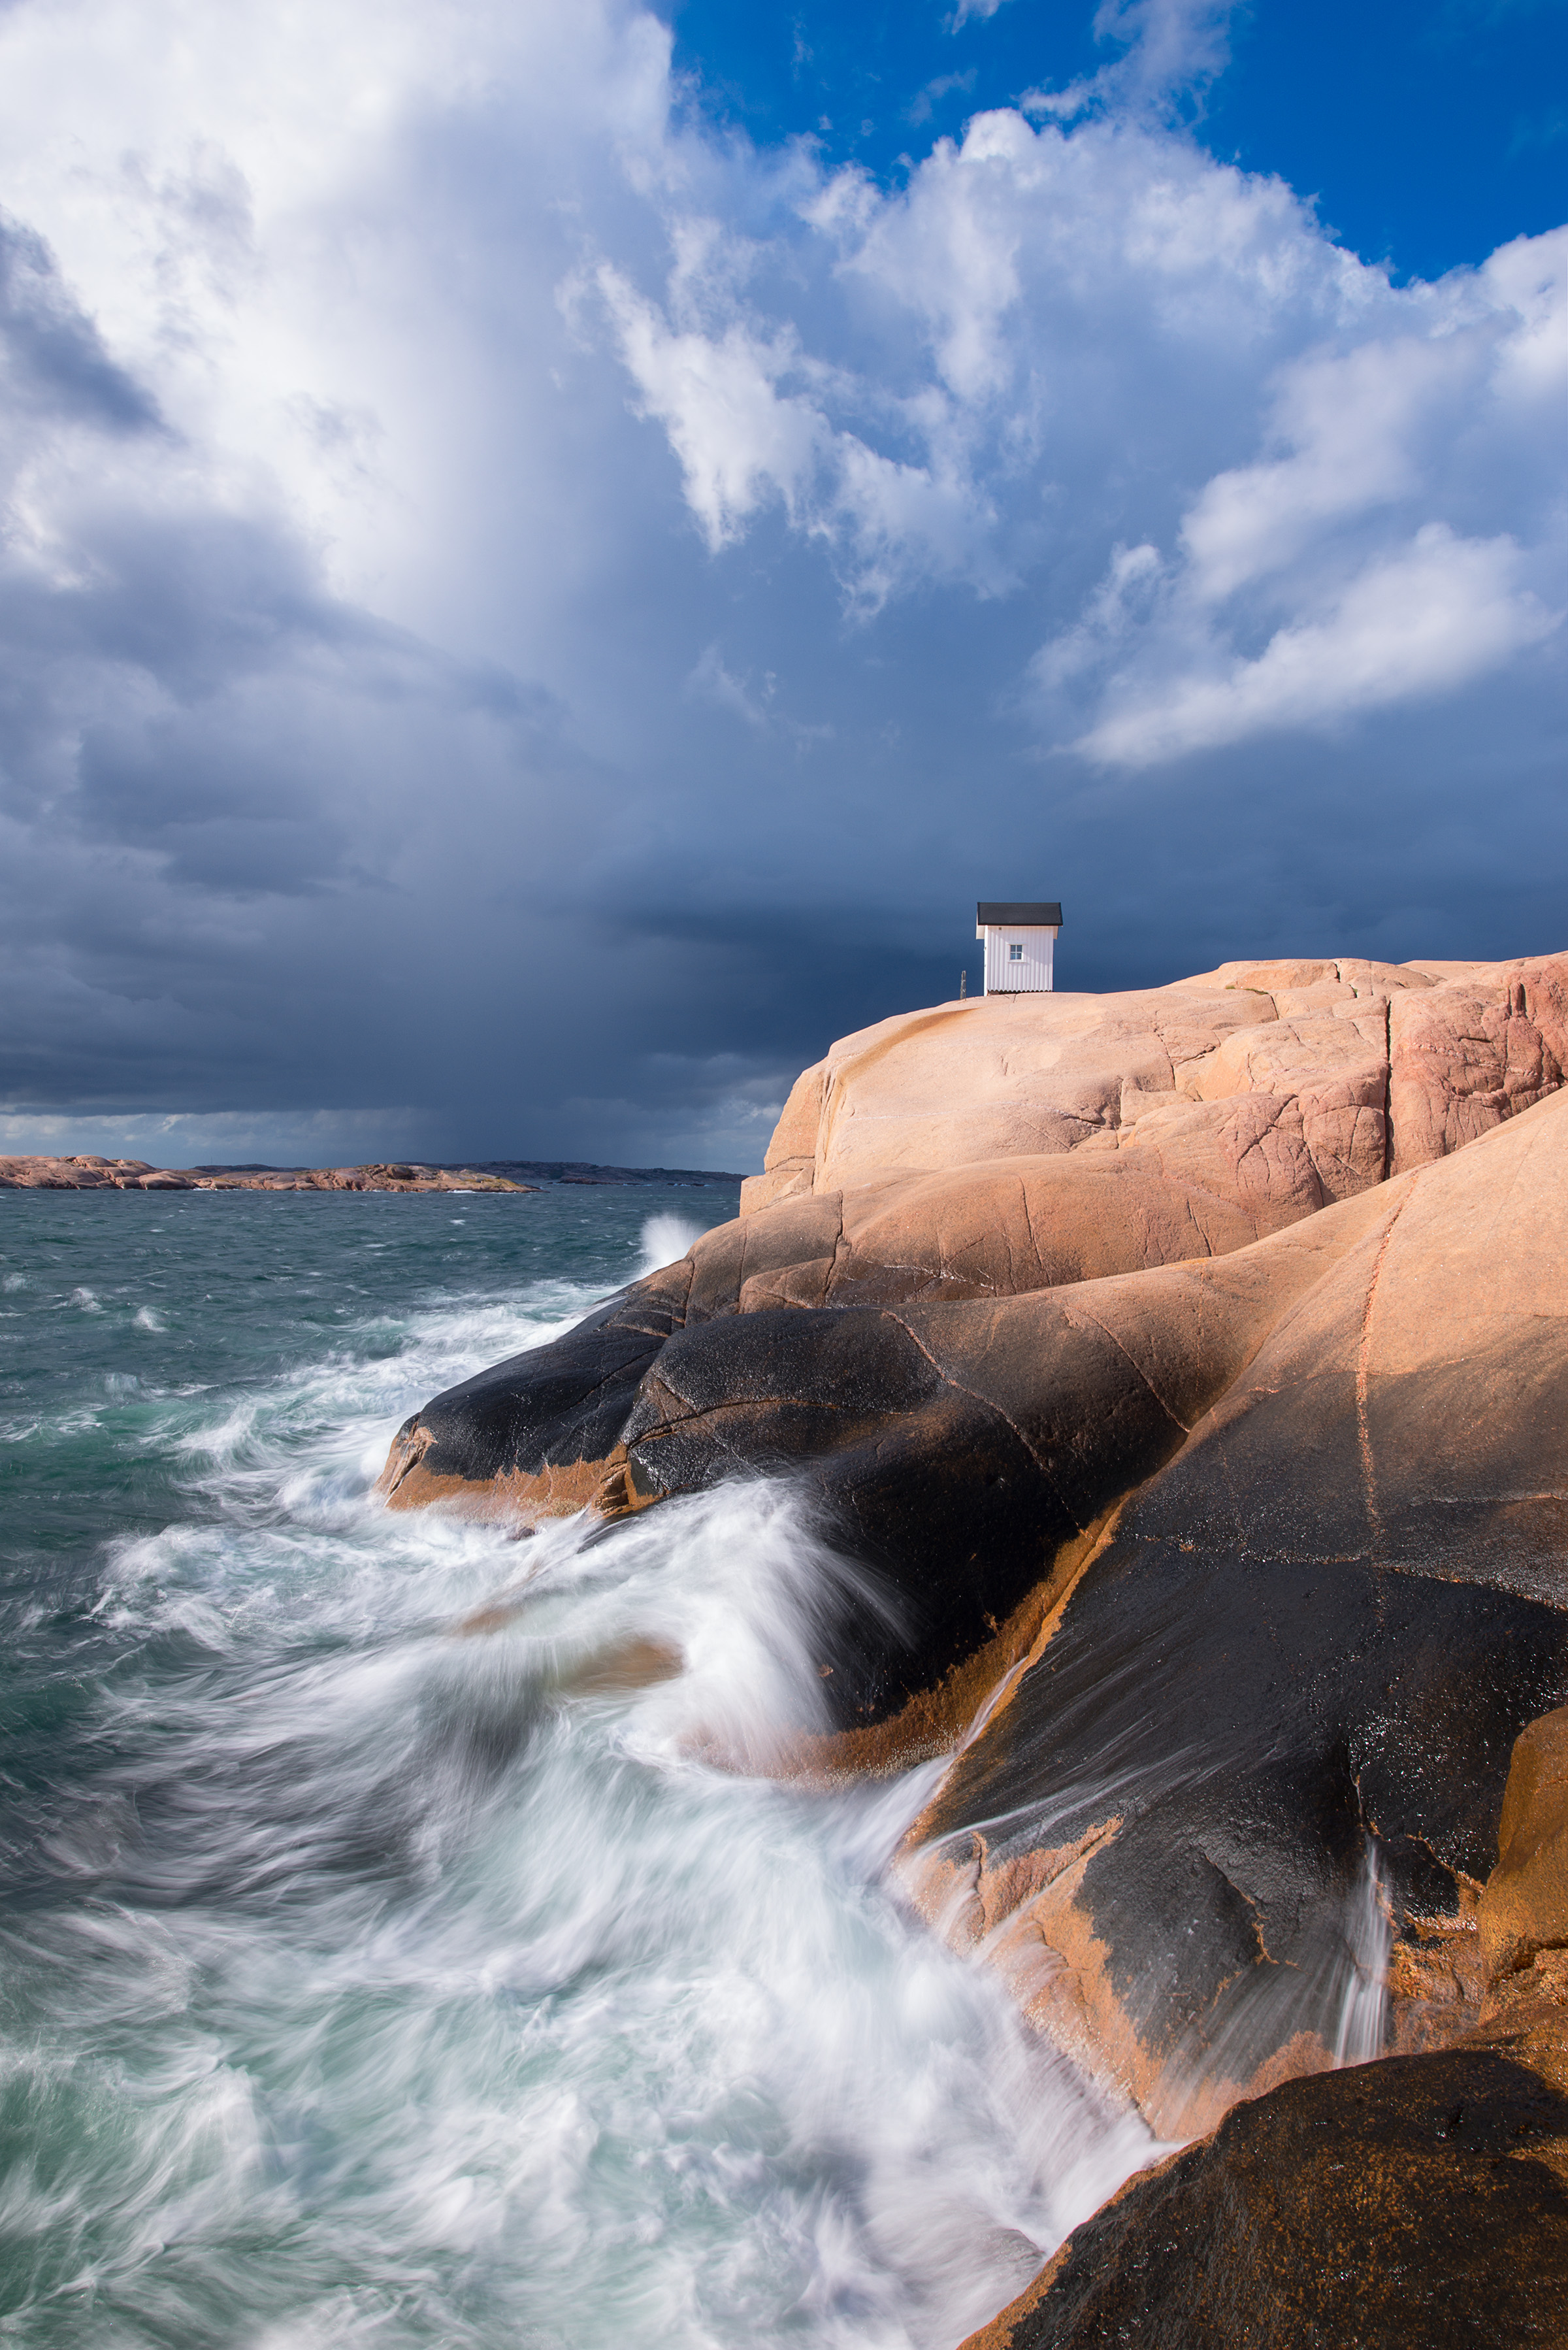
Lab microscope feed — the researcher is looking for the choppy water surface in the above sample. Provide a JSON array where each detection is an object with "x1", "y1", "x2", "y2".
[{"x1": 0, "y1": 1189, "x2": 1150, "y2": 2349}]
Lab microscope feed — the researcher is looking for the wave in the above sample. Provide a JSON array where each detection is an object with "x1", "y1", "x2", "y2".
[
  {"x1": 638, "y1": 1210, "x2": 706, "y2": 1278},
  {"x1": 0, "y1": 1231, "x2": 1154, "y2": 2349}
]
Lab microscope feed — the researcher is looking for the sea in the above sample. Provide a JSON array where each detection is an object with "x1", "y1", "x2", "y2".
[{"x1": 0, "y1": 1185, "x2": 1155, "y2": 2350}]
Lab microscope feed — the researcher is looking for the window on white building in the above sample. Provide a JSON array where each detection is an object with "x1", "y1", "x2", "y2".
[{"x1": 1009, "y1": 942, "x2": 1024, "y2": 962}]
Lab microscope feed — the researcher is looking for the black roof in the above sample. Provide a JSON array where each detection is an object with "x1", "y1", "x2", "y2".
[{"x1": 977, "y1": 901, "x2": 1063, "y2": 926}]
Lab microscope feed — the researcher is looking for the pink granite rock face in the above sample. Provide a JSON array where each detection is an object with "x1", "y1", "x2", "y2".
[
  {"x1": 741, "y1": 954, "x2": 1568, "y2": 1253},
  {"x1": 1389, "y1": 957, "x2": 1568, "y2": 1173}
]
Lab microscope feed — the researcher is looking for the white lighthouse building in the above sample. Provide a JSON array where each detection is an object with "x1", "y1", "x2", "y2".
[{"x1": 975, "y1": 901, "x2": 1062, "y2": 993}]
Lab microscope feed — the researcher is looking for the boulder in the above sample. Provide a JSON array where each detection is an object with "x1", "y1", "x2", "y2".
[
  {"x1": 740, "y1": 980, "x2": 1313, "y2": 1210},
  {"x1": 383, "y1": 967, "x2": 1568, "y2": 1834},
  {"x1": 960, "y1": 2042, "x2": 1568, "y2": 2350},
  {"x1": 584, "y1": 970, "x2": 1561, "y2": 1331},
  {"x1": 383, "y1": 1086, "x2": 1568, "y2": 1872},
  {"x1": 379, "y1": 1264, "x2": 692, "y2": 1521},
  {"x1": 694, "y1": 1155, "x2": 1287, "y2": 1319}
]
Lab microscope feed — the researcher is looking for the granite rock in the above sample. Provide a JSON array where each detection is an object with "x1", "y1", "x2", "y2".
[
  {"x1": 900, "y1": 1084, "x2": 1568, "y2": 2136},
  {"x1": 960, "y1": 2044, "x2": 1568, "y2": 2350}
]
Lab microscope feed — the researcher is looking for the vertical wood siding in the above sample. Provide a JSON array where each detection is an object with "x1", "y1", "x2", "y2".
[{"x1": 982, "y1": 927, "x2": 1055, "y2": 992}]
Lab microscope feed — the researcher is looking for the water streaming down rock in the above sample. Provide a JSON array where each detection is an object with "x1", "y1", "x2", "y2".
[
  {"x1": 1333, "y1": 1841, "x2": 1393, "y2": 2070},
  {"x1": 0, "y1": 1195, "x2": 1158, "y2": 2350}
]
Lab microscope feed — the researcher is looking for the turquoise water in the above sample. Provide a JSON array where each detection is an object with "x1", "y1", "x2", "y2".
[{"x1": 0, "y1": 1189, "x2": 1148, "y2": 2349}]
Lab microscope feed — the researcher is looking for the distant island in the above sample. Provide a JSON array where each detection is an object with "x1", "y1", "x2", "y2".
[{"x1": 0, "y1": 1156, "x2": 743, "y2": 1193}]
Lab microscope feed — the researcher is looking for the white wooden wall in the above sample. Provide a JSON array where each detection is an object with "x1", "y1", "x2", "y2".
[{"x1": 982, "y1": 927, "x2": 1056, "y2": 993}]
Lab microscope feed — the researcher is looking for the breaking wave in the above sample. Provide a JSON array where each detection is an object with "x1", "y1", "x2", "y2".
[{"x1": 0, "y1": 1193, "x2": 1153, "y2": 2350}]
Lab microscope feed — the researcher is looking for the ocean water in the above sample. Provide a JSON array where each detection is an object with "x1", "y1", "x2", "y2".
[{"x1": 0, "y1": 1188, "x2": 1154, "y2": 2350}]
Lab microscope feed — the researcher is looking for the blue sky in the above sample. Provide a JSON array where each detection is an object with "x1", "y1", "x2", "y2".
[
  {"x1": 668, "y1": 0, "x2": 1568, "y2": 282},
  {"x1": 0, "y1": 0, "x2": 1563, "y2": 1171}
]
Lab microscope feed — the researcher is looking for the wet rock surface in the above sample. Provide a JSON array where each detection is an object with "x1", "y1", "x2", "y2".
[
  {"x1": 904, "y1": 1080, "x2": 1568, "y2": 2132},
  {"x1": 381, "y1": 1194, "x2": 1386, "y2": 1751},
  {"x1": 381, "y1": 952, "x2": 1568, "y2": 1791},
  {"x1": 379, "y1": 1279, "x2": 685, "y2": 1519},
  {"x1": 1480, "y1": 1706, "x2": 1568, "y2": 1981},
  {"x1": 961, "y1": 2047, "x2": 1568, "y2": 2349}
]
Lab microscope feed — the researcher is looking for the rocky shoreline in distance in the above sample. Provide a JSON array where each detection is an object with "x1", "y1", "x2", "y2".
[
  {"x1": 0, "y1": 1156, "x2": 536, "y2": 1193},
  {"x1": 0, "y1": 1155, "x2": 743, "y2": 1194},
  {"x1": 377, "y1": 948, "x2": 1568, "y2": 2342}
]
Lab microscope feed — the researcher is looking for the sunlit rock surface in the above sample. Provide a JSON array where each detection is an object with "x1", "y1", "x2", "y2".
[
  {"x1": 739, "y1": 953, "x2": 1566, "y2": 1217},
  {"x1": 378, "y1": 946, "x2": 1568, "y2": 2340}
]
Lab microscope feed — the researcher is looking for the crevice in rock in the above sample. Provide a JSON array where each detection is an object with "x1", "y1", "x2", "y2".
[
  {"x1": 881, "y1": 1309, "x2": 1092, "y2": 1531},
  {"x1": 1058, "y1": 1297, "x2": 1198, "y2": 1437},
  {"x1": 1356, "y1": 1191, "x2": 1412, "y2": 1554}
]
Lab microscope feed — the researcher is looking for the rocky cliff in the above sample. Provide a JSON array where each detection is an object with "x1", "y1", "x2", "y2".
[{"x1": 378, "y1": 949, "x2": 1568, "y2": 2342}]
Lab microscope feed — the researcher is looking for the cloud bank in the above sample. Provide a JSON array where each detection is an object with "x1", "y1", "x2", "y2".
[{"x1": 0, "y1": 0, "x2": 1562, "y2": 1167}]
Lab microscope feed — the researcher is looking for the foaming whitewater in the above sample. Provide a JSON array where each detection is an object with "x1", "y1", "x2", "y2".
[
  {"x1": 638, "y1": 1210, "x2": 706, "y2": 1278},
  {"x1": 0, "y1": 1191, "x2": 1154, "y2": 2350}
]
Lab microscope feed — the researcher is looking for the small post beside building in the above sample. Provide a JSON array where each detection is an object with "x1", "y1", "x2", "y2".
[{"x1": 975, "y1": 902, "x2": 1062, "y2": 994}]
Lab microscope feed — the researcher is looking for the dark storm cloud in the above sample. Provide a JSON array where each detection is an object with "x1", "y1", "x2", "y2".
[
  {"x1": 0, "y1": 212, "x2": 163, "y2": 433},
  {"x1": 0, "y1": 0, "x2": 1562, "y2": 1171}
]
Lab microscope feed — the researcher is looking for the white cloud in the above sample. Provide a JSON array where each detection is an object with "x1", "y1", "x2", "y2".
[
  {"x1": 1177, "y1": 336, "x2": 1458, "y2": 603},
  {"x1": 1075, "y1": 525, "x2": 1559, "y2": 765},
  {"x1": 595, "y1": 97, "x2": 1379, "y2": 618},
  {"x1": 593, "y1": 226, "x2": 1014, "y2": 606},
  {"x1": 1090, "y1": 0, "x2": 1236, "y2": 107},
  {"x1": 596, "y1": 263, "x2": 827, "y2": 550},
  {"x1": 1033, "y1": 542, "x2": 1162, "y2": 687},
  {"x1": 907, "y1": 69, "x2": 977, "y2": 127},
  {"x1": 687, "y1": 642, "x2": 770, "y2": 726},
  {"x1": 1037, "y1": 221, "x2": 1568, "y2": 761}
]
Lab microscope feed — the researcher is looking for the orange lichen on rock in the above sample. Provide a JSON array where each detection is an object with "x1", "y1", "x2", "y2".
[
  {"x1": 1385, "y1": 1880, "x2": 1490, "y2": 2055},
  {"x1": 1479, "y1": 1706, "x2": 1568, "y2": 1983},
  {"x1": 378, "y1": 1438, "x2": 613, "y2": 1521}
]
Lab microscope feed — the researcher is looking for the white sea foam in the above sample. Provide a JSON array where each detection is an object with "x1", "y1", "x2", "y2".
[
  {"x1": 0, "y1": 1269, "x2": 1162, "y2": 2349},
  {"x1": 638, "y1": 1210, "x2": 706, "y2": 1278}
]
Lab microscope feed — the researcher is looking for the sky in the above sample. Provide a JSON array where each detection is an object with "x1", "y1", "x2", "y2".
[{"x1": 0, "y1": 0, "x2": 1563, "y2": 1172}]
